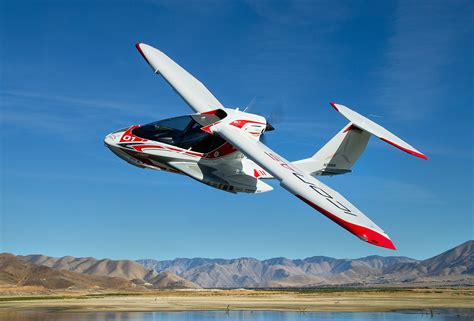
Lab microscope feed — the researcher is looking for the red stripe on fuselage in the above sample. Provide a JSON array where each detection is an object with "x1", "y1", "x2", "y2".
[
  {"x1": 204, "y1": 142, "x2": 238, "y2": 159},
  {"x1": 230, "y1": 120, "x2": 265, "y2": 129},
  {"x1": 132, "y1": 144, "x2": 203, "y2": 157}
]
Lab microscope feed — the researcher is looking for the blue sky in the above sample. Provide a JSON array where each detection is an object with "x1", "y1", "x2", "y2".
[{"x1": 0, "y1": 0, "x2": 472, "y2": 261}]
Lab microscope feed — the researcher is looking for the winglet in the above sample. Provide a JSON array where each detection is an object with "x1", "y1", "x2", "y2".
[{"x1": 330, "y1": 102, "x2": 428, "y2": 160}]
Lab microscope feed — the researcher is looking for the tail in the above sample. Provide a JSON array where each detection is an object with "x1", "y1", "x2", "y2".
[{"x1": 292, "y1": 103, "x2": 427, "y2": 176}]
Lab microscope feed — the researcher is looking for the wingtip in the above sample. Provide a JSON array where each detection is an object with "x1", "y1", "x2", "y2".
[
  {"x1": 296, "y1": 195, "x2": 397, "y2": 251},
  {"x1": 387, "y1": 242, "x2": 397, "y2": 250},
  {"x1": 374, "y1": 237, "x2": 397, "y2": 250},
  {"x1": 359, "y1": 229, "x2": 396, "y2": 250},
  {"x1": 416, "y1": 153, "x2": 429, "y2": 160},
  {"x1": 135, "y1": 42, "x2": 143, "y2": 52},
  {"x1": 329, "y1": 102, "x2": 339, "y2": 111},
  {"x1": 135, "y1": 42, "x2": 149, "y2": 64}
]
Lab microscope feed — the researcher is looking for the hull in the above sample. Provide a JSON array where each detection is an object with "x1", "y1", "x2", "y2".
[{"x1": 104, "y1": 124, "x2": 273, "y2": 193}]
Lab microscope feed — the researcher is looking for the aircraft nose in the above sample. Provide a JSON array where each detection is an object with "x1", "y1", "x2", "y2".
[
  {"x1": 104, "y1": 132, "x2": 121, "y2": 146},
  {"x1": 104, "y1": 127, "x2": 131, "y2": 147}
]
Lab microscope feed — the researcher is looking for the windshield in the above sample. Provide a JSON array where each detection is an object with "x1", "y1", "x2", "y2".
[{"x1": 132, "y1": 116, "x2": 226, "y2": 153}]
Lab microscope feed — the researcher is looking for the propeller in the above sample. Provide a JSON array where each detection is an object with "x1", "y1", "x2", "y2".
[{"x1": 242, "y1": 97, "x2": 286, "y2": 144}]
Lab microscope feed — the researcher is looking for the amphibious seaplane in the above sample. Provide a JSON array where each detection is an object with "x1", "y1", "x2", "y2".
[{"x1": 105, "y1": 43, "x2": 428, "y2": 250}]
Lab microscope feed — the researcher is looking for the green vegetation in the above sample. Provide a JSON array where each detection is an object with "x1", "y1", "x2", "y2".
[
  {"x1": 1, "y1": 288, "x2": 470, "y2": 303},
  {"x1": 254, "y1": 287, "x2": 418, "y2": 294},
  {"x1": 85, "y1": 292, "x2": 145, "y2": 298},
  {"x1": 0, "y1": 292, "x2": 158, "y2": 302},
  {"x1": 0, "y1": 296, "x2": 72, "y2": 302}
]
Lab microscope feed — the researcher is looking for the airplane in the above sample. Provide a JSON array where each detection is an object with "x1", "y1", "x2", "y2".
[{"x1": 104, "y1": 43, "x2": 428, "y2": 250}]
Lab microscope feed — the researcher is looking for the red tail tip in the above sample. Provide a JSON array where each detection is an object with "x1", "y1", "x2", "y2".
[{"x1": 329, "y1": 102, "x2": 339, "y2": 111}]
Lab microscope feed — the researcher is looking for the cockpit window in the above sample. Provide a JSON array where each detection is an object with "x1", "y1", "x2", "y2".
[
  {"x1": 154, "y1": 116, "x2": 193, "y2": 131},
  {"x1": 132, "y1": 116, "x2": 226, "y2": 154}
]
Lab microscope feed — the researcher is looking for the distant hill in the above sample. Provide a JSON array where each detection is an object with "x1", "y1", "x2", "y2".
[
  {"x1": 138, "y1": 255, "x2": 418, "y2": 288},
  {"x1": 0, "y1": 253, "x2": 133, "y2": 292},
  {"x1": 137, "y1": 241, "x2": 474, "y2": 288},
  {"x1": 4, "y1": 241, "x2": 471, "y2": 291},
  {"x1": 382, "y1": 240, "x2": 474, "y2": 283},
  {"x1": 421, "y1": 239, "x2": 473, "y2": 276},
  {"x1": 21, "y1": 254, "x2": 200, "y2": 289}
]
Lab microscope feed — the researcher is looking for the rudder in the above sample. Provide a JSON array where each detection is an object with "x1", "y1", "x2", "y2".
[{"x1": 292, "y1": 123, "x2": 370, "y2": 176}]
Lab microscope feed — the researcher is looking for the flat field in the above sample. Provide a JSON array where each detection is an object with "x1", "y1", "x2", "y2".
[{"x1": 0, "y1": 288, "x2": 473, "y2": 313}]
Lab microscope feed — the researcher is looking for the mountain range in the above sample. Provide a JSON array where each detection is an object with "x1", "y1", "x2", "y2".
[
  {"x1": 0, "y1": 253, "x2": 134, "y2": 294},
  {"x1": 20, "y1": 254, "x2": 199, "y2": 289},
  {"x1": 0, "y1": 252, "x2": 200, "y2": 295},
  {"x1": 137, "y1": 240, "x2": 474, "y2": 288},
  {"x1": 1, "y1": 241, "x2": 471, "y2": 293}
]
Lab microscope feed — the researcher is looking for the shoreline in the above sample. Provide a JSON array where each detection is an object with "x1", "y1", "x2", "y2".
[{"x1": 0, "y1": 288, "x2": 473, "y2": 313}]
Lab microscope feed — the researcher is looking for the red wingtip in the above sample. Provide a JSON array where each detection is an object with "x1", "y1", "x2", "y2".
[
  {"x1": 329, "y1": 102, "x2": 339, "y2": 111},
  {"x1": 296, "y1": 195, "x2": 396, "y2": 250},
  {"x1": 135, "y1": 43, "x2": 150, "y2": 64},
  {"x1": 386, "y1": 241, "x2": 397, "y2": 250},
  {"x1": 379, "y1": 138, "x2": 428, "y2": 160},
  {"x1": 367, "y1": 232, "x2": 397, "y2": 250}
]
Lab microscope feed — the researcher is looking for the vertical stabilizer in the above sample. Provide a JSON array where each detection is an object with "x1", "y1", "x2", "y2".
[{"x1": 293, "y1": 123, "x2": 370, "y2": 176}]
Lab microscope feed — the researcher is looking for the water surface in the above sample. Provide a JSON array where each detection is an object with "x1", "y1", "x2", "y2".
[{"x1": 1, "y1": 309, "x2": 473, "y2": 321}]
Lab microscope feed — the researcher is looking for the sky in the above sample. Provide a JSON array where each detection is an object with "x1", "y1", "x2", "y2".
[{"x1": 0, "y1": 0, "x2": 472, "y2": 261}]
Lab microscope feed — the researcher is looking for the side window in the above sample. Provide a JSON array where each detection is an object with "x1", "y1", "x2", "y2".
[{"x1": 191, "y1": 135, "x2": 226, "y2": 153}]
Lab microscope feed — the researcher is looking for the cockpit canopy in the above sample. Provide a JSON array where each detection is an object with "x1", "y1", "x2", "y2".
[{"x1": 132, "y1": 115, "x2": 227, "y2": 153}]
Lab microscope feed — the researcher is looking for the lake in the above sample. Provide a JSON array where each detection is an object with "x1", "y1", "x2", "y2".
[{"x1": 0, "y1": 309, "x2": 472, "y2": 321}]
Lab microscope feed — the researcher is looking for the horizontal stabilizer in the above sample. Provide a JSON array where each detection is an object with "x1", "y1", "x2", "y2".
[{"x1": 330, "y1": 103, "x2": 428, "y2": 160}]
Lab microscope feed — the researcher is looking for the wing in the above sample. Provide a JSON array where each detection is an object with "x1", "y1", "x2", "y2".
[
  {"x1": 212, "y1": 123, "x2": 396, "y2": 250},
  {"x1": 136, "y1": 43, "x2": 224, "y2": 113}
]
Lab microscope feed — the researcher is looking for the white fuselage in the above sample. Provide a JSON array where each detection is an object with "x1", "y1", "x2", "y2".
[{"x1": 104, "y1": 108, "x2": 274, "y2": 193}]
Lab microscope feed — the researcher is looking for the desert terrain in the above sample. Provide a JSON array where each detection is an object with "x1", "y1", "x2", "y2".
[
  {"x1": 1, "y1": 241, "x2": 472, "y2": 313},
  {"x1": 0, "y1": 288, "x2": 473, "y2": 313}
]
